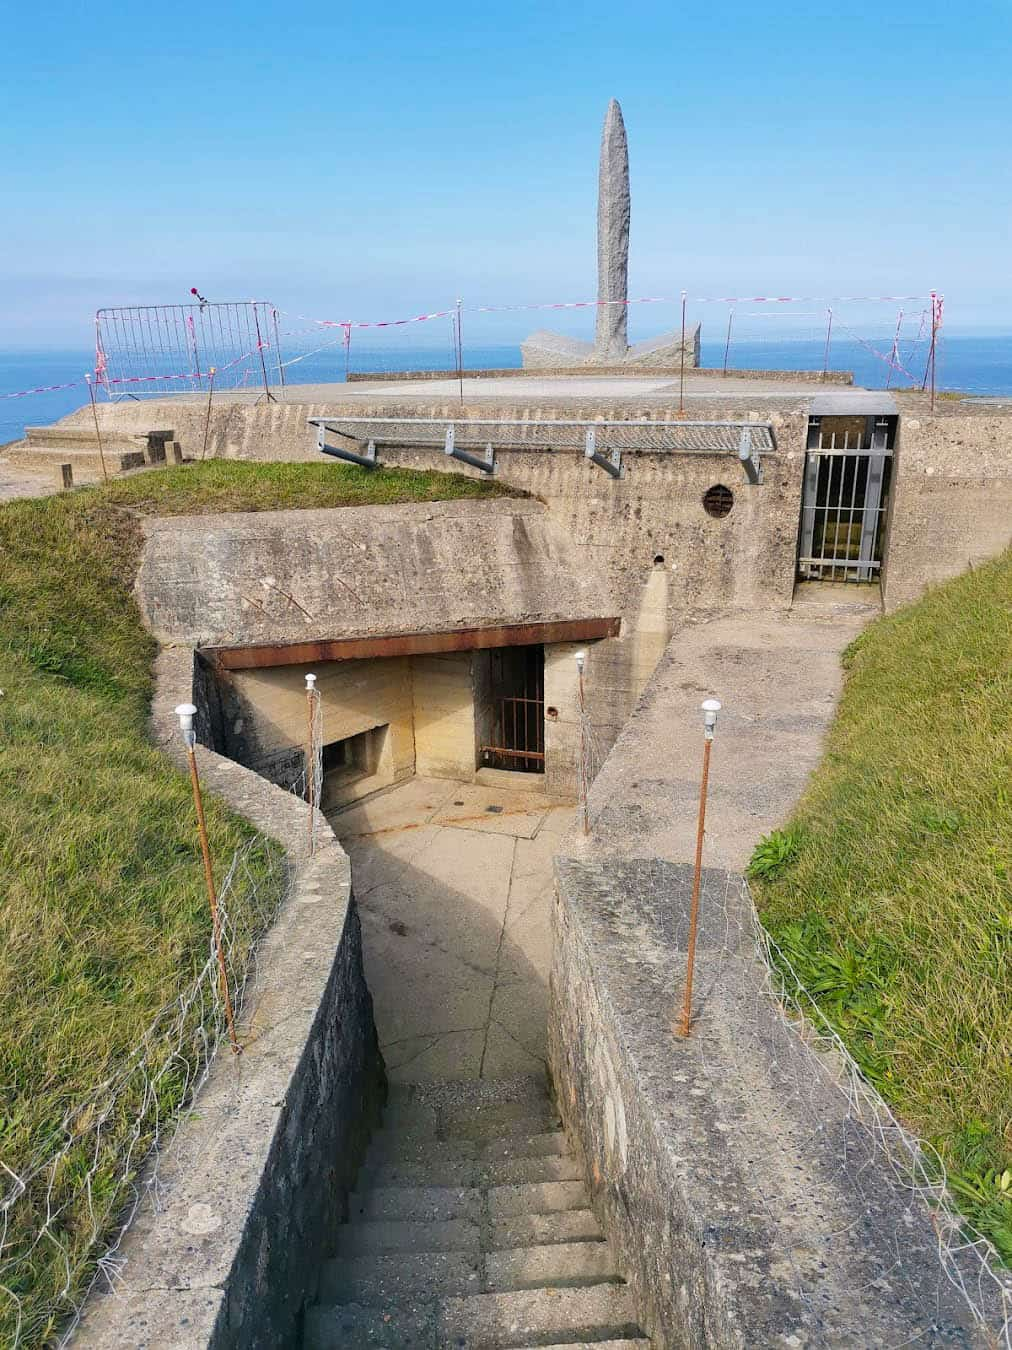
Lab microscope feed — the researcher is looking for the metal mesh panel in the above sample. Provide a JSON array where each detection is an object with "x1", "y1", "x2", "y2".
[
  {"x1": 309, "y1": 415, "x2": 776, "y2": 455},
  {"x1": 95, "y1": 302, "x2": 283, "y2": 398}
]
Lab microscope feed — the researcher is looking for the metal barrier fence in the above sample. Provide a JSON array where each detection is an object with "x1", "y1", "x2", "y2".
[{"x1": 95, "y1": 301, "x2": 284, "y2": 399}]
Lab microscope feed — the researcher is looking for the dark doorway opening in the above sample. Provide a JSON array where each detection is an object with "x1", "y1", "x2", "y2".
[
  {"x1": 319, "y1": 724, "x2": 389, "y2": 809},
  {"x1": 476, "y1": 645, "x2": 545, "y2": 774},
  {"x1": 798, "y1": 415, "x2": 896, "y2": 584}
]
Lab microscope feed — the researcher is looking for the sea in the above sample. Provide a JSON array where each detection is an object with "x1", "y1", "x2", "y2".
[{"x1": 4, "y1": 336, "x2": 1012, "y2": 447}]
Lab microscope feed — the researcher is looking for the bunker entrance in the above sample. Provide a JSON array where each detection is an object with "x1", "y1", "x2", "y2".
[
  {"x1": 798, "y1": 414, "x2": 896, "y2": 583},
  {"x1": 475, "y1": 644, "x2": 545, "y2": 774}
]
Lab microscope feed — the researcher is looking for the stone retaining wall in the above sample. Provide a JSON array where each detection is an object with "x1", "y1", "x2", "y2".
[
  {"x1": 72, "y1": 645, "x2": 385, "y2": 1349},
  {"x1": 548, "y1": 623, "x2": 1009, "y2": 1346}
]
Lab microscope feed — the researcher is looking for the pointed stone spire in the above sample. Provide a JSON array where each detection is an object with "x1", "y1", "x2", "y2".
[{"x1": 594, "y1": 98, "x2": 631, "y2": 361}]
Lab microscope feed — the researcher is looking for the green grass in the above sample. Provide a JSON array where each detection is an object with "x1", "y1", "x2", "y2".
[
  {"x1": 750, "y1": 550, "x2": 1012, "y2": 1260},
  {"x1": 0, "y1": 460, "x2": 511, "y2": 1344}
]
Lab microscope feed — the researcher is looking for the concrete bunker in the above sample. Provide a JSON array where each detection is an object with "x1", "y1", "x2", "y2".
[{"x1": 202, "y1": 627, "x2": 608, "y2": 810}]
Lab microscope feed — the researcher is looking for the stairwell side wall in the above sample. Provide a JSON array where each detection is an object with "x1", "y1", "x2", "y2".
[{"x1": 72, "y1": 644, "x2": 386, "y2": 1350}]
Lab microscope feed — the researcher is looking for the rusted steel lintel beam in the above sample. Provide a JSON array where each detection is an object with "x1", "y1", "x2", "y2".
[{"x1": 204, "y1": 618, "x2": 621, "y2": 671}]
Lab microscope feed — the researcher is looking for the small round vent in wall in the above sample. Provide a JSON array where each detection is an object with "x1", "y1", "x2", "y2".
[{"x1": 702, "y1": 484, "x2": 734, "y2": 519}]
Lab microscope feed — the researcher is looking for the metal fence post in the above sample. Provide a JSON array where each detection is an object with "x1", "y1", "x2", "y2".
[{"x1": 677, "y1": 698, "x2": 721, "y2": 1037}]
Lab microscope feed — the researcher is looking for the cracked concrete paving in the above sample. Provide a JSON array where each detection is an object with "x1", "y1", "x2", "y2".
[{"x1": 328, "y1": 776, "x2": 573, "y2": 1083}]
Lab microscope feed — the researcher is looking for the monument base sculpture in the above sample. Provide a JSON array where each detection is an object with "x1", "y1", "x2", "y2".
[{"x1": 520, "y1": 325, "x2": 701, "y2": 371}]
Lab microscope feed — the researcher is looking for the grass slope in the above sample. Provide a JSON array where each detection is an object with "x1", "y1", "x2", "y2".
[
  {"x1": 0, "y1": 461, "x2": 510, "y2": 1344},
  {"x1": 752, "y1": 549, "x2": 1012, "y2": 1259}
]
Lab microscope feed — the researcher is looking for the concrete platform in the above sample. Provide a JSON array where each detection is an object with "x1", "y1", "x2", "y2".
[
  {"x1": 131, "y1": 370, "x2": 872, "y2": 408},
  {"x1": 329, "y1": 777, "x2": 572, "y2": 1082}
]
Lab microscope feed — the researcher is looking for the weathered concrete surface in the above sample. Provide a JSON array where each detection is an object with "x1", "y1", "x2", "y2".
[
  {"x1": 72, "y1": 645, "x2": 385, "y2": 1350},
  {"x1": 330, "y1": 776, "x2": 573, "y2": 1082},
  {"x1": 520, "y1": 326, "x2": 702, "y2": 371},
  {"x1": 883, "y1": 411, "x2": 1012, "y2": 611},
  {"x1": 576, "y1": 610, "x2": 867, "y2": 870},
  {"x1": 548, "y1": 613, "x2": 1009, "y2": 1345},
  {"x1": 0, "y1": 455, "x2": 62, "y2": 500},
  {"x1": 136, "y1": 498, "x2": 611, "y2": 651}
]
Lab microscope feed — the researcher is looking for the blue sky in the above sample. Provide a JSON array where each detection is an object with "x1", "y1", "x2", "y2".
[{"x1": 2, "y1": 0, "x2": 1011, "y2": 347}]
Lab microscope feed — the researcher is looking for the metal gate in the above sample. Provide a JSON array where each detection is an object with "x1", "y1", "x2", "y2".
[
  {"x1": 479, "y1": 647, "x2": 545, "y2": 773},
  {"x1": 798, "y1": 416, "x2": 895, "y2": 583}
]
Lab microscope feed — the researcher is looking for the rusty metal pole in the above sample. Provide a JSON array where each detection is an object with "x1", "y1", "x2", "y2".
[
  {"x1": 575, "y1": 650, "x2": 589, "y2": 834},
  {"x1": 85, "y1": 373, "x2": 109, "y2": 483},
  {"x1": 305, "y1": 673, "x2": 318, "y2": 854},
  {"x1": 200, "y1": 366, "x2": 217, "y2": 460},
  {"x1": 677, "y1": 698, "x2": 721, "y2": 1038},
  {"x1": 175, "y1": 704, "x2": 240, "y2": 1055}
]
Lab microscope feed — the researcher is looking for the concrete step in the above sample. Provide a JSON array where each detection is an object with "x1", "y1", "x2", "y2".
[
  {"x1": 486, "y1": 1243, "x2": 620, "y2": 1292},
  {"x1": 6, "y1": 445, "x2": 147, "y2": 473},
  {"x1": 304, "y1": 1302, "x2": 433, "y2": 1349},
  {"x1": 488, "y1": 1181, "x2": 590, "y2": 1219},
  {"x1": 320, "y1": 1249, "x2": 482, "y2": 1303},
  {"x1": 440, "y1": 1284, "x2": 640, "y2": 1347},
  {"x1": 352, "y1": 1184, "x2": 482, "y2": 1223},
  {"x1": 492, "y1": 1210, "x2": 604, "y2": 1251},
  {"x1": 338, "y1": 1216, "x2": 481, "y2": 1254},
  {"x1": 518, "y1": 1343, "x2": 650, "y2": 1349},
  {"x1": 441, "y1": 1105, "x2": 562, "y2": 1143},
  {"x1": 475, "y1": 766, "x2": 547, "y2": 793},
  {"x1": 367, "y1": 1129, "x2": 571, "y2": 1168},
  {"x1": 23, "y1": 426, "x2": 149, "y2": 448},
  {"x1": 338, "y1": 1207, "x2": 604, "y2": 1257},
  {"x1": 381, "y1": 1107, "x2": 562, "y2": 1146},
  {"x1": 305, "y1": 1285, "x2": 641, "y2": 1349},
  {"x1": 321, "y1": 1242, "x2": 619, "y2": 1307},
  {"x1": 364, "y1": 1153, "x2": 583, "y2": 1189},
  {"x1": 388, "y1": 1072, "x2": 550, "y2": 1109}
]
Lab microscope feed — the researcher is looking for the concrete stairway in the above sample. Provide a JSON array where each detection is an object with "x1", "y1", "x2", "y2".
[
  {"x1": 305, "y1": 1075, "x2": 649, "y2": 1349},
  {"x1": 7, "y1": 426, "x2": 180, "y2": 476}
]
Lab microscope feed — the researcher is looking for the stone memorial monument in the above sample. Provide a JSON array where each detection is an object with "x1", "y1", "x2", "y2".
[{"x1": 521, "y1": 99, "x2": 700, "y2": 370}]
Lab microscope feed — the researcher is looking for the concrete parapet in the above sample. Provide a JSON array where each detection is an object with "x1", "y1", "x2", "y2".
[
  {"x1": 548, "y1": 615, "x2": 1009, "y2": 1345},
  {"x1": 883, "y1": 412, "x2": 1012, "y2": 611},
  {"x1": 71, "y1": 645, "x2": 385, "y2": 1349}
]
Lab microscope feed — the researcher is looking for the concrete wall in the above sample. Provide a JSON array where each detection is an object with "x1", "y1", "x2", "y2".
[
  {"x1": 114, "y1": 398, "x2": 805, "y2": 761},
  {"x1": 73, "y1": 646, "x2": 385, "y2": 1350},
  {"x1": 412, "y1": 652, "x2": 477, "y2": 780},
  {"x1": 73, "y1": 389, "x2": 1011, "y2": 631},
  {"x1": 549, "y1": 617, "x2": 1010, "y2": 1346},
  {"x1": 217, "y1": 643, "x2": 591, "y2": 804},
  {"x1": 219, "y1": 656, "x2": 416, "y2": 805},
  {"x1": 883, "y1": 412, "x2": 1012, "y2": 611}
]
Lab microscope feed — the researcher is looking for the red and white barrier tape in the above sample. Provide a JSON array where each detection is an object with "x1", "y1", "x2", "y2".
[
  {"x1": 1, "y1": 378, "x2": 85, "y2": 401},
  {"x1": 282, "y1": 293, "x2": 937, "y2": 332}
]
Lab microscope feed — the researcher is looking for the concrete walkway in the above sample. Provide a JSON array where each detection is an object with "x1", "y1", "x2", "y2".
[{"x1": 329, "y1": 777, "x2": 573, "y2": 1083}]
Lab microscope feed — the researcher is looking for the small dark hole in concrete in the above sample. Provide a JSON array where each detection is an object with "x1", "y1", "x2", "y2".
[
  {"x1": 703, "y1": 484, "x2": 734, "y2": 518},
  {"x1": 653, "y1": 553, "x2": 665, "y2": 565},
  {"x1": 546, "y1": 706, "x2": 559, "y2": 720},
  {"x1": 389, "y1": 920, "x2": 408, "y2": 936},
  {"x1": 453, "y1": 800, "x2": 464, "y2": 805},
  {"x1": 485, "y1": 805, "x2": 504, "y2": 814}
]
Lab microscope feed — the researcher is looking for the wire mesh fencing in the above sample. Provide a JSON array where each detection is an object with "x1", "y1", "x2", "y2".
[
  {"x1": 0, "y1": 708, "x2": 326, "y2": 1349},
  {"x1": 689, "y1": 871, "x2": 1012, "y2": 1347},
  {"x1": 95, "y1": 301, "x2": 284, "y2": 400}
]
